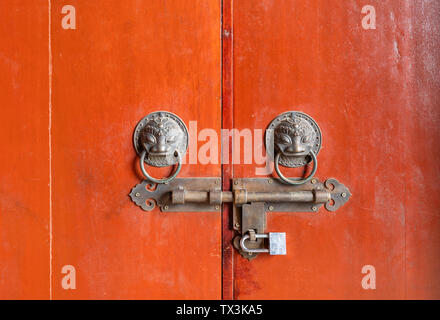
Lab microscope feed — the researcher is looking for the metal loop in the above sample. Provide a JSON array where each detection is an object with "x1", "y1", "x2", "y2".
[
  {"x1": 139, "y1": 150, "x2": 182, "y2": 184},
  {"x1": 240, "y1": 234, "x2": 270, "y2": 254},
  {"x1": 274, "y1": 150, "x2": 318, "y2": 185}
]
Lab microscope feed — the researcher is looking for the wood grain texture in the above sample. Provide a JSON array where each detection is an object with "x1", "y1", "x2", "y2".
[
  {"x1": 0, "y1": 0, "x2": 439, "y2": 300},
  {"x1": 232, "y1": 0, "x2": 440, "y2": 299},
  {"x1": 51, "y1": 0, "x2": 221, "y2": 299},
  {"x1": 0, "y1": 0, "x2": 50, "y2": 299}
]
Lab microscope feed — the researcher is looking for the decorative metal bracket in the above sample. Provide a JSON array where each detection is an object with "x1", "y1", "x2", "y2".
[
  {"x1": 129, "y1": 177, "x2": 350, "y2": 213},
  {"x1": 129, "y1": 176, "x2": 351, "y2": 259},
  {"x1": 129, "y1": 178, "x2": 222, "y2": 212}
]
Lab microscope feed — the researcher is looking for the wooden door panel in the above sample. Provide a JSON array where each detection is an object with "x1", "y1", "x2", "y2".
[
  {"x1": 51, "y1": 0, "x2": 221, "y2": 299},
  {"x1": 232, "y1": 0, "x2": 440, "y2": 299},
  {"x1": 0, "y1": 1, "x2": 50, "y2": 299},
  {"x1": 403, "y1": 1, "x2": 440, "y2": 299}
]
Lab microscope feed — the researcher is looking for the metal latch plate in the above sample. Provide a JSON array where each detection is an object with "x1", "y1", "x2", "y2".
[
  {"x1": 129, "y1": 177, "x2": 221, "y2": 212},
  {"x1": 232, "y1": 177, "x2": 351, "y2": 214},
  {"x1": 232, "y1": 178, "x2": 326, "y2": 213}
]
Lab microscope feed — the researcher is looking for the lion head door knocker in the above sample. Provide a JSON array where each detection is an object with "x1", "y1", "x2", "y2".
[
  {"x1": 133, "y1": 111, "x2": 188, "y2": 184},
  {"x1": 266, "y1": 111, "x2": 322, "y2": 185}
]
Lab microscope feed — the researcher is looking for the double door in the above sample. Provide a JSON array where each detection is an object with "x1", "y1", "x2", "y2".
[{"x1": 0, "y1": 0, "x2": 439, "y2": 299}]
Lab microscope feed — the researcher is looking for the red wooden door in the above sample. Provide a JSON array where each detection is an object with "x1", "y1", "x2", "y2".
[
  {"x1": 226, "y1": 0, "x2": 440, "y2": 299},
  {"x1": 1, "y1": 0, "x2": 222, "y2": 299},
  {"x1": 0, "y1": 1, "x2": 50, "y2": 299},
  {"x1": 1, "y1": 0, "x2": 440, "y2": 300}
]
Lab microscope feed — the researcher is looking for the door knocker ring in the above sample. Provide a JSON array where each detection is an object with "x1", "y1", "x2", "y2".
[
  {"x1": 133, "y1": 111, "x2": 188, "y2": 184},
  {"x1": 139, "y1": 149, "x2": 182, "y2": 184},
  {"x1": 266, "y1": 111, "x2": 322, "y2": 185},
  {"x1": 274, "y1": 150, "x2": 317, "y2": 185}
]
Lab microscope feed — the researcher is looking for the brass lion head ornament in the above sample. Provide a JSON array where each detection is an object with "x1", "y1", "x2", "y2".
[
  {"x1": 266, "y1": 111, "x2": 322, "y2": 185},
  {"x1": 133, "y1": 111, "x2": 188, "y2": 183}
]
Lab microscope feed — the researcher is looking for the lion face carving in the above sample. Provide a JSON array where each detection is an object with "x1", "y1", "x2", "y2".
[
  {"x1": 140, "y1": 117, "x2": 181, "y2": 155},
  {"x1": 266, "y1": 111, "x2": 322, "y2": 168},
  {"x1": 134, "y1": 112, "x2": 188, "y2": 167},
  {"x1": 274, "y1": 115, "x2": 315, "y2": 156}
]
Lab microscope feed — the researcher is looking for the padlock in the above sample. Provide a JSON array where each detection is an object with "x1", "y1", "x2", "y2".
[{"x1": 239, "y1": 232, "x2": 286, "y2": 255}]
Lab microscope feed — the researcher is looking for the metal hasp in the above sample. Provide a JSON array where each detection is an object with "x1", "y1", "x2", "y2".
[
  {"x1": 130, "y1": 177, "x2": 349, "y2": 212},
  {"x1": 231, "y1": 177, "x2": 350, "y2": 260},
  {"x1": 129, "y1": 176, "x2": 351, "y2": 260}
]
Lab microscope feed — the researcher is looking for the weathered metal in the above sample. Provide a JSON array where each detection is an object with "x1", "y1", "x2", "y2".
[
  {"x1": 133, "y1": 111, "x2": 188, "y2": 167},
  {"x1": 231, "y1": 178, "x2": 350, "y2": 259},
  {"x1": 232, "y1": 178, "x2": 350, "y2": 214},
  {"x1": 129, "y1": 178, "x2": 221, "y2": 212},
  {"x1": 274, "y1": 150, "x2": 318, "y2": 185},
  {"x1": 239, "y1": 233, "x2": 287, "y2": 255},
  {"x1": 129, "y1": 175, "x2": 350, "y2": 260},
  {"x1": 133, "y1": 111, "x2": 188, "y2": 184},
  {"x1": 239, "y1": 202, "x2": 267, "y2": 259},
  {"x1": 266, "y1": 112, "x2": 322, "y2": 185},
  {"x1": 170, "y1": 189, "x2": 330, "y2": 205},
  {"x1": 266, "y1": 111, "x2": 322, "y2": 168},
  {"x1": 129, "y1": 177, "x2": 349, "y2": 213}
]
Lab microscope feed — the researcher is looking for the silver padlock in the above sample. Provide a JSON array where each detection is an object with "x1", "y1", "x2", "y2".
[
  {"x1": 239, "y1": 232, "x2": 287, "y2": 255},
  {"x1": 269, "y1": 232, "x2": 287, "y2": 255}
]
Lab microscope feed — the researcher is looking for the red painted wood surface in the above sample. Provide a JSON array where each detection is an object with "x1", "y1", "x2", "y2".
[
  {"x1": 50, "y1": 0, "x2": 221, "y2": 299},
  {"x1": 0, "y1": 1, "x2": 50, "y2": 299},
  {"x1": 232, "y1": 0, "x2": 440, "y2": 299},
  {"x1": 1, "y1": 0, "x2": 439, "y2": 300},
  {"x1": 1, "y1": 0, "x2": 222, "y2": 299}
]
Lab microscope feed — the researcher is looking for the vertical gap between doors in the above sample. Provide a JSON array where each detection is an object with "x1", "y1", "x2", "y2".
[{"x1": 221, "y1": 0, "x2": 234, "y2": 300}]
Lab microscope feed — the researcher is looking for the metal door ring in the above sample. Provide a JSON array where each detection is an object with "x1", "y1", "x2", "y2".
[
  {"x1": 139, "y1": 150, "x2": 182, "y2": 184},
  {"x1": 133, "y1": 111, "x2": 188, "y2": 167},
  {"x1": 274, "y1": 151, "x2": 317, "y2": 185},
  {"x1": 266, "y1": 111, "x2": 322, "y2": 168}
]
